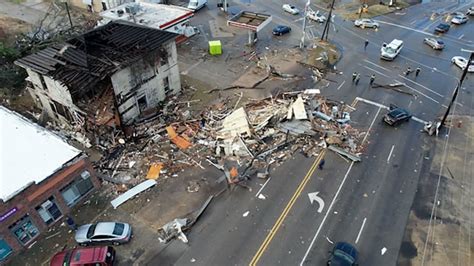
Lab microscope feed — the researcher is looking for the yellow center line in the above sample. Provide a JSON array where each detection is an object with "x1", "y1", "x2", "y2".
[{"x1": 249, "y1": 151, "x2": 326, "y2": 266}]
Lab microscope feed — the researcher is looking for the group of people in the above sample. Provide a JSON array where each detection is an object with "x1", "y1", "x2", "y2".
[{"x1": 351, "y1": 72, "x2": 376, "y2": 86}]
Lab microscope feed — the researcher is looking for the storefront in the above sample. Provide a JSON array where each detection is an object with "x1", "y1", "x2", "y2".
[
  {"x1": 60, "y1": 170, "x2": 94, "y2": 207},
  {"x1": 8, "y1": 215, "x2": 39, "y2": 246},
  {"x1": 0, "y1": 238, "x2": 13, "y2": 261}
]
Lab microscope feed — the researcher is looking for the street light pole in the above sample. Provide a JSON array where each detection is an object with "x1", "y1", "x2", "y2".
[{"x1": 440, "y1": 51, "x2": 473, "y2": 127}]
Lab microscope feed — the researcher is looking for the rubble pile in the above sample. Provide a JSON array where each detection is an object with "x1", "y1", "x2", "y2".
[{"x1": 97, "y1": 90, "x2": 366, "y2": 193}]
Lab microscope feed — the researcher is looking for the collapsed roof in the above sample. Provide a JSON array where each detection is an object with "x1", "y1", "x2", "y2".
[{"x1": 15, "y1": 21, "x2": 178, "y2": 99}]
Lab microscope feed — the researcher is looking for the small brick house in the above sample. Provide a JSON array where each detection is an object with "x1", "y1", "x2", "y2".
[{"x1": 0, "y1": 106, "x2": 100, "y2": 262}]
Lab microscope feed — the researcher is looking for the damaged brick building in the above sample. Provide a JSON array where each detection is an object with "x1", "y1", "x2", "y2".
[
  {"x1": 0, "y1": 106, "x2": 100, "y2": 262},
  {"x1": 14, "y1": 21, "x2": 181, "y2": 140}
]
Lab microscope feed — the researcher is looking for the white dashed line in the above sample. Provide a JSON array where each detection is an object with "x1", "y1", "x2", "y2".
[{"x1": 355, "y1": 218, "x2": 367, "y2": 244}]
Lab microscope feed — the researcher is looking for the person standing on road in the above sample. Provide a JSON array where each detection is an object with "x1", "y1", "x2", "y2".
[
  {"x1": 318, "y1": 159, "x2": 325, "y2": 170},
  {"x1": 405, "y1": 66, "x2": 412, "y2": 76},
  {"x1": 370, "y1": 74, "x2": 375, "y2": 85},
  {"x1": 355, "y1": 73, "x2": 360, "y2": 85},
  {"x1": 364, "y1": 39, "x2": 369, "y2": 51},
  {"x1": 352, "y1": 72, "x2": 358, "y2": 83},
  {"x1": 415, "y1": 67, "x2": 421, "y2": 77}
]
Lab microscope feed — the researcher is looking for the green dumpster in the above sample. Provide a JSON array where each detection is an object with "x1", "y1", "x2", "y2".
[{"x1": 209, "y1": 40, "x2": 222, "y2": 55}]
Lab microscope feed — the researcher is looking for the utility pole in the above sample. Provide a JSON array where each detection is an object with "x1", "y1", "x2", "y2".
[
  {"x1": 440, "y1": 51, "x2": 473, "y2": 127},
  {"x1": 300, "y1": 0, "x2": 310, "y2": 48},
  {"x1": 61, "y1": 0, "x2": 73, "y2": 28},
  {"x1": 321, "y1": 0, "x2": 335, "y2": 41}
]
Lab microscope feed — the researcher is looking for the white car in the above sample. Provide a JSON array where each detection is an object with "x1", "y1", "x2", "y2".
[
  {"x1": 354, "y1": 19, "x2": 379, "y2": 28},
  {"x1": 282, "y1": 4, "x2": 299, "y2": 15},
  {"x1": 451, "y1": 56, "x2": 474, "y2": 72},
  {"x1": 423, "y1": 38, "x2": 445, "y2": 50},
  {"x1": 467, "y1": 7, "x2": 474, "y2": 16},
  {"x1": 451, "y1": 15, "x2": 468, "y2": 24},
  {"x1": 75, "y1": 222, "x2": 132, "y2": 245},
  {"x1": 307, "y1": 11, "x2": 326, "y2": 23}
]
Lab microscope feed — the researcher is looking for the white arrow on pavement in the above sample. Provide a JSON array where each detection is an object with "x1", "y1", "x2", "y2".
[{"x1": 308, "y1": 192, "x2": 325, "y2": 213}]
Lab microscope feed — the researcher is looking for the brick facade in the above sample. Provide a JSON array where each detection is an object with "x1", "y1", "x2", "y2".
[{"x1": 0, "y1": 155, "x2": 100, "y2": 262}]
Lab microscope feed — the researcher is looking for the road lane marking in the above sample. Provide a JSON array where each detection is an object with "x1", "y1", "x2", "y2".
[
  {"x1": 300, "y1": 106, "x2": 380, "y2": 265},
  {"x1": 375, "y1": 19, "x2": 436, "y2": 37},
  {"x1": 362, "y1": 107, "x2": 381, "y2": 144},
  {"x1": 410, "y1": 19, "x2": 417, "y2": 25},
  {"x1": 397, "y1": 75, "x2": 444, "y2": 97},
  {"x1": 458, "y1": 34, "x2": 464, "y2": 40},
  {"x1": 308, "y1": 192, "x2": 325, "y2": 213},
  {"x1": 355, "y1": 97, "x2": 428, "y2": 124},
  {"x1": 394, "y1": 79, "x2": 440, "y2": 104},
  {"x1": 336, "y1": 80, "x2": 345, "y2": 90},
  {"x1": 363, "y1": 59, "x2": 391, "y2": 72},
  {"x1": 250, "y1": 151, "x2": 325, "y2": 266},
  {"x1": 387, "y1": 145, "x2": 395, "y2": 163},
  {"x1": 301, "y1": 162, "x2": 354, "y2": 265},
  {"x1": 355, "y1": 218, "x2": 367, "y2": 244},
  {"x1": 361, "y1": 65, "x2": 391, "y2": 78},
  {"x1": 255, "y1": 177, "x2": 272, "y2": 197}
]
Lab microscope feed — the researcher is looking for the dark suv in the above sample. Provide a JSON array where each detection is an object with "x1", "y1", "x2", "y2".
[
  {"x1": 327, "y1": 242, "x2": 359, "y2": 265},
  {"x1": 435, "y1": 23, "x2": 450, "y2": 33},
  {"x1": 383, "y1": 107, "x2": 412, "y2": 126}
]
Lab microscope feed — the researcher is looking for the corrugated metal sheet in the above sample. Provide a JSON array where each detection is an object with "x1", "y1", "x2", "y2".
[{"x1": 14, "y1": 21, "x2": 178, "y2": 99}]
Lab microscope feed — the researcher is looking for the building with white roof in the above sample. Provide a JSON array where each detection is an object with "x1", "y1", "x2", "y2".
[
  {"x1": 0, "y1": 106, "x2": 100, "y2": 262},
  {"x1": 99, "y1": 1, "x2": 196, "y2": 43}
]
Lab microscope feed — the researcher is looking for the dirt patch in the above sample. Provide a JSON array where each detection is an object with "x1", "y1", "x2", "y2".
[
  {"x1": 339, "y1": 3, "x2": 410, "y2": 20},
  {"x1": 0, "y1": 15, "x2": 31, "y2": 43}
]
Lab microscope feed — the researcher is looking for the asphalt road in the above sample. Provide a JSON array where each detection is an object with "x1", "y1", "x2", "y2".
[{"x1": 147, "y1": 1, "x2": 474, "y2": 265}]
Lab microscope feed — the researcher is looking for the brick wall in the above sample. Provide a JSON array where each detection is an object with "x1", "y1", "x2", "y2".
[{"x1": 0, "y1": 155, "x2": 100, "y2": 259}]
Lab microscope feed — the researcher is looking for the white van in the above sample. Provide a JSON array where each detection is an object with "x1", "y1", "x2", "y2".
[
  {"x1": 187, "y1": 0, "x2": 207, "y2": 10},
  {"x1": 380, "y1": 39, "x2": 403, "y2": 61}
]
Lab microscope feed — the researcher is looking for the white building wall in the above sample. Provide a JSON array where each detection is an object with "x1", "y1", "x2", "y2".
[
  {"x1": 110, "y1": 40, "x2": 181, "y2": 125},
  {"x1": 43, "y1": 76, "x2": 74, "y2": 107}
]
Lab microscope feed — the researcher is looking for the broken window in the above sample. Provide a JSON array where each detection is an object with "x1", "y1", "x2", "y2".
[
  {"x1": 52, "y1": 100, "x2": 73, "y2": 121},
  {"x1": 160, "y1": 50, "x2": 169, "y2": 66},
  {"x1": 39, "y1": 75, "x2": 48, "y2": 91},
  {"x1": 163, "y1": 77, "x2": 170, "y2": 95},
  {"x1": 137, "y1": 95, "x2": 148, "y2": 113}
]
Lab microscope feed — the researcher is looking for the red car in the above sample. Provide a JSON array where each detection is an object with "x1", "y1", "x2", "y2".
[{"x1": 50, "y1": 246, "x2": 115, "y2": 266}]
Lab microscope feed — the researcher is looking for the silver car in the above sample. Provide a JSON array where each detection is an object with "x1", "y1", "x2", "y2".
[
  {"x1": 423, "y1": 38, "x2": 445, "y2": 50},
  {"x1": 75, "y1": 222, "x2": 132, "y2": 245},
  {"x1": 354, "y1": 19, "x2": 379, "y2": 28}
]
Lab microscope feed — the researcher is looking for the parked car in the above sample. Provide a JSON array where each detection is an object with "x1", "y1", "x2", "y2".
[
  {"x1": 467, "y1": 7, "x2": 474, "y2": 16},
  {"x1": 354, "y1": 18, "x2": 379, "y2": 28},
  {"x1": 423, "y1": 38, "x2": 445, "y2": 50},
  {"x1": 75, "y1": 222, "x2": 132, "y2": 245},
  {"x1": 282, "y1": 4, "x2": 299, "y2": 15},
  {"x1": 451, "y1": 56, "x2": 474, "y2": 72},
  {"x1": 383, "y1": 107, "x2": 412, "y2": 126},
  {"x1": 272, "y1": 25, "x2": 291, "y2": 36},
  {"x1": 327, "y1": 242, "x2": 359, "y2": 266},
  {"x1": 50, "y1": 246, "x2": 115, "y2": 266},
  {"x1": 434, "y1": 23, "x2": 450, "y2": 33},
  {"x1": 451, "y1": 15, "x2": 468, "y2": 24},
  {"x1": 308, "y1": 11, "x2": 326, "y2": 23}
]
